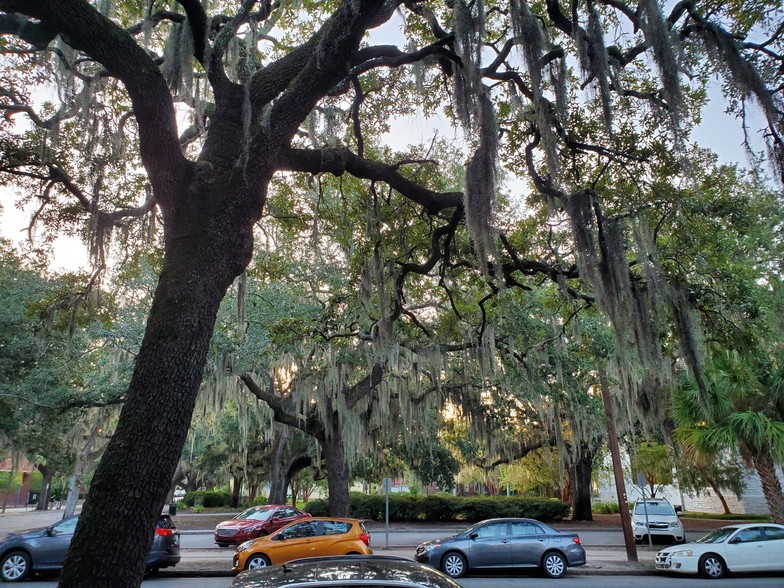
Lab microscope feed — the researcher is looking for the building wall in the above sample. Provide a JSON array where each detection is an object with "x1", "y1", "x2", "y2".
[
  {"x1": 0, "y1": 459, "x2": 36, "y2": 508},
  {"x1": 595, "y1": 453, "x2": 784, "y2": 514}
]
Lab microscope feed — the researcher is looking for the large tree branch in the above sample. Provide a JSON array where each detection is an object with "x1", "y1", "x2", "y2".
[
  {"x1": 1, "y1": 0, "x2": 189, "y2": 209},
  {"x1": 277, "y1": 146, "x2": 463, "y2": 213}
]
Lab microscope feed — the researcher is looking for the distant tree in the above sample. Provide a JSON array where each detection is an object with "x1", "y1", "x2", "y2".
[{"x1": 630, "y1": 442, "x2": 674, "y2": 499}]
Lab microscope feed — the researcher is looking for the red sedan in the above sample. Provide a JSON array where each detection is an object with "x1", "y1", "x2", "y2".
[{"x1": 214, "y1": 505, "x2": 311, "y2": 547}]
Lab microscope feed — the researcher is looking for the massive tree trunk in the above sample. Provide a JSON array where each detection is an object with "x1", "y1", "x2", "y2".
[
  {"x1": 321, "y1": 423, "x2": 350, "y2": 517},
  {"x1": 753, "y1": 449, "x2": 784, "y2": 524},
  {"x1": 571, "y1": 445, "x2": 595, "y2": 521},
  {"x1": 61, "y1": 193, "x2": 254, "y2": 585}
]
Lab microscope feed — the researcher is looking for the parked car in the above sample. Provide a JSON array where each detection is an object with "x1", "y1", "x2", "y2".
[
  {"x1": 215, "y1": 505, "x2": 312, "y2": 547},
  {"x1": 231, "y1": 555, "x2": 462, "y2": 587},
  {"x1": 631, "y1": 498, "x2": 685, "y2": 544},
  {"x1": 414, "y1": 517, "x2": 585, "y2": 579},
  {"x1": 655, "y1": 523, "x2": 784, "y2": 579},
  {"x1": 232, "y1": 517, "x2": 372, "y2": 572},
  {"x1": 0, "y1": 513, "x2": 180, "y2": 582}
]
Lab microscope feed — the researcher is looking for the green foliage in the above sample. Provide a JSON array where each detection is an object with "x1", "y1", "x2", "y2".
[
  {"x1": 630, "y1": 442, "x2": 674, "y2": 497},
  {"x1": 304, "y1": 493, "x2": 569, "y2": 522},
  {"x1": 592, "y1": 501, "x2": 620, "y2": 514},
  {"x1": 181, "y1": 490, "x2": 231, "y2": 508}
]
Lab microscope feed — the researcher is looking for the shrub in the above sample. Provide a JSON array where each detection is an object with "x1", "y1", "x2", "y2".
[
  {"x1": 304, "y1": 494, "x2": 569, "y2": 522},
  {"x1": 592, "y1": 501, "x2": 620, "y2": 514},
  {"x1": 182, "y1": 490, "x2": 231, "y2": 508}
]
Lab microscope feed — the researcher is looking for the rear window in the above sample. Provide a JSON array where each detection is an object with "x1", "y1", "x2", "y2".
[
  {"x1": 323, "y1": 521, "x2": 351, "y2": 535},
  {"x1": 157, "y1": 515, "x2": 175, "y2": 529}
]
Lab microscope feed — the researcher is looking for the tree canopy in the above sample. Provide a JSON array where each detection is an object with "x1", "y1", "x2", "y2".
[{"x1": 0, "y1": 1, "x2": 782, "y2": 586}]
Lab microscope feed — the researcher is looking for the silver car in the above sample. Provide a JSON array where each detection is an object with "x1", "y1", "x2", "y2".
[{"x1": 415, "y1": 517, "x2": 586, "y2": 579}]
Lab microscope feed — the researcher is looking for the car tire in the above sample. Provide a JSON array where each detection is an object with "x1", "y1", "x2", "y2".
[
  {"x1": 1, "y1": 550, "x2": 31, "y2": 582},
  {"x1": 699, "y1": 553, "x2": 726, "y2": 579},
  {"x1": 441, "y1": 551, "x2": 467, "y2": 578},
  {"x1": 541, "y1": 551, "x2": 567, "y2": 579},
  {"x1": 245, "y1": 554, "x2": 271, "y2": 570},
  {"x1": 217, "y1": 543, "x2": 229, "y2": 548}
]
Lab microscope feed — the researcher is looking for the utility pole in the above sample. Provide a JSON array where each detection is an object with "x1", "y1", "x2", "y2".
[{"x1": 599, "y1": 367, "x2": 638, "y2": 562}]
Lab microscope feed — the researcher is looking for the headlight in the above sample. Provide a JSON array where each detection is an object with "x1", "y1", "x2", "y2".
[
  {"x1": 633, "y1": 520, "x2": 645, "y2": 527},
  {"x1": 671, "y1": 520, "x2": 683, "y2": 528},
  {"x1": 420, "y1": 543, "x2": 435, "y2": 554},
  {"x1": 237, "y1": 540, "x2": 254, "y2": 552},
  {"x1": 670, "y1": 550, "x2": 693, "y2": 558}
]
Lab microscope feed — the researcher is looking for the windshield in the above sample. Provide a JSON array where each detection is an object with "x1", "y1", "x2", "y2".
[
  {"x1": 634, "y1": 502, "x2": 675, "y2": 516},
  {"x1": 236, "y1": 507, "x2": 274, "y2": 521},
  {"x1": 696, "y1": 527, "x2": 736, "y2": 544}
]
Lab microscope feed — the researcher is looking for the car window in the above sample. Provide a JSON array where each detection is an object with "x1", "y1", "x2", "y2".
[
  {"x1": 279, "y1": 508, "x2": 296, "y2": 518},
  {"x1": 733, "y1": 528, "x2": 764, "y2": 543},
  {"x1": 281, "y1": 520, "x2": 319, "y2": 539},
  {"x1": 510, "y1": 521, "x2": 544, "y2": 536},
  {"x1": 763, "y1": 526, "x2": 784, "y2": 541},
  {"x1": 239, "y1": 507, "x2": 274, "y2": 521},
  {"x1": 633, "y1": 501, "x2": 675, "y2": 516},
  {"x1": 157, "y1": 515, "x2": 174, "y2": 529},
  {"x1": 323, "y1": 521, "x2": 351, "y2": 535},
  {"x1": 697, "y1": 527, "x2": 736, "y2": 543},
  {"x1": 475, "y1": 523, "x2": 508, "y2": 538},
  {"x1": 52, "y1": 518, "x2": 79, "y2": 534}
]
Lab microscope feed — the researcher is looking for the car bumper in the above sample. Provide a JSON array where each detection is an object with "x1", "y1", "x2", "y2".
[
  {"x1": 565, "y1": 546, "x2": 587, "y2": 567},
  {"x1": 634, "y1": 526, "x2": 684, "y2": 541},
  {"x1": 654, "y1": 552, "x2": 700, "y2": 574}
]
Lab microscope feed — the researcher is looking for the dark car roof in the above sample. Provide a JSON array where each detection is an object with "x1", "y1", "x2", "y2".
[{"x1": 231, "y1": 555, "x2": 462, "y2": 588}]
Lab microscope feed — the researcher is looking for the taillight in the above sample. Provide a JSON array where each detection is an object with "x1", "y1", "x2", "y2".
[
  {"x1": 359, "y1": 532, "x2": 370, "y2": 546},
  {"x1": 155, "y1": 528, "x2": 174, "y2": 537},
  {"x1": 572, "y1": 536, "x2": 581, "y2": 545}
]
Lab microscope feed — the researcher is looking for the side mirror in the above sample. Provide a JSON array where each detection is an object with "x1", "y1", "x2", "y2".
[
  {"x1": 469, "y1": 533, "x2": 479, "y2": 540},
  {"x1": 46, "y1": 528, "x2": 56, "y2": 537},
  {"x1": 728, "y1": 537, "x2": 741, "y2": 544},
  {"x1": 674, "y1": 505, "x2": 682, "y2": 514}
]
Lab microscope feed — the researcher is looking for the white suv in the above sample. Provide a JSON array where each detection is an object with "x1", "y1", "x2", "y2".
[{"x1": 632, "y1": 499, "x2": 685, "y2": 544}]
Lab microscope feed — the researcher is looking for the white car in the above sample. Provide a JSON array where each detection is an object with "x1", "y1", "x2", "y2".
[
  {"x1": 632, "y1": 499, "x2": 685, "y2": 543},
  {"x1": 655, "y1": 523, "x2": 784, "y2": 579}
]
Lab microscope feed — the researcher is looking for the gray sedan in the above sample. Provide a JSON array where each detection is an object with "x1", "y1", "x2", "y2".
[{"x1": 415, "y1": 517, "x2": 586, "y2": 579}]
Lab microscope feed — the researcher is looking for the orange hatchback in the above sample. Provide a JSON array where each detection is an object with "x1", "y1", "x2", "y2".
[{"x1": 232, "y1": 517, "x2": 372, "y2": 572}]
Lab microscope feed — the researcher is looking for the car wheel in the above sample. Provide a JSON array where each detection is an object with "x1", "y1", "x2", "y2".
[
  {"x1": 699, "y1": 553, "x2": 726, "y2": 579},
  {"x1": 1, "y1": 550, "x2": 31, "y2": 582},
  {"x1": 217, "y1": 543, "x2": 229, "y2": 548},
  {"x1": 245, "y1": 554, "x2": 271, "y2": 570},
  {"x1": 441, "y1": 551, "x2": 467, "y2": 578},
  {"x1": 542, "y1": 551, "x2": 567, "y2": 579}
]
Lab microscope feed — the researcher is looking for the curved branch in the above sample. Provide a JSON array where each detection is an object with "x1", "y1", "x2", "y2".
[{"x1": 277, "y1": 146, "x2": 463, "y2": 213}]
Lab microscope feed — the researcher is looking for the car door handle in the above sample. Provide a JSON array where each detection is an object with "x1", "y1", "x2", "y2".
[{"x1": 501, "y1": 540, "x2": 509, "y2": 544}]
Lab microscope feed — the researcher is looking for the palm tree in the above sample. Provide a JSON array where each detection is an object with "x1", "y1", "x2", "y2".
[{"x1": 672, "y1": 350, "x2": 784, "y2": 523}]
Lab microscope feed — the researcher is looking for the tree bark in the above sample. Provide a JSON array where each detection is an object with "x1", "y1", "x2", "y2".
[
  {"x1": 706, "y1": 475, "x2": 732, "y2": 514},
  {"x1": 231, "y1": 475, "x2": 241, "y2": 508},
  {"x1": 571, "y1": 446, "x2": 594, "y2": 521},
  {"x1": 60, "y1": 180, "x2": 253, "y2": 586},
  {"x1": 321, "y1": 419, "x2": 351, "y2": 517},
  {"x1": 753, "y1": 449, "x2": 784, "y2": 524}
]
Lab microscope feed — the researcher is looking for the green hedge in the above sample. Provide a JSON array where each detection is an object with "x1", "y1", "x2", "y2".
[
  {"x1": 304, "y1": 493, "x2": 569, "y2": 523},
  {"x1": 181, "y1": 490, "x2": 232, "y2": 508}
]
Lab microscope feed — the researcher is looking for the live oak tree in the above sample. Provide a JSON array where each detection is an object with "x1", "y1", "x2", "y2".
[{"x1": 0, "y1": 1, "x2": 782, "y2": 586}]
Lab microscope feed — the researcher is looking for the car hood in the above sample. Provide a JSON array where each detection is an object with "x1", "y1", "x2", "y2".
[
  {"x1": 420, "y1": 535, "x2": 458, "y2": 549},
  {"x1": 1, "y1": 527, "x2": 49, "y2": 543},
  {"x1": 658, "y1": 541, "x2": 716, "y2": 556},
  {"x1": 216, "y1": 518, "x2": 266, "y2": 530}
]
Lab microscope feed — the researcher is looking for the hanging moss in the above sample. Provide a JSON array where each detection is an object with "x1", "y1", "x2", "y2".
[{"x1": 638, "y1": 0, "x2": 684, "y2": 134}]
